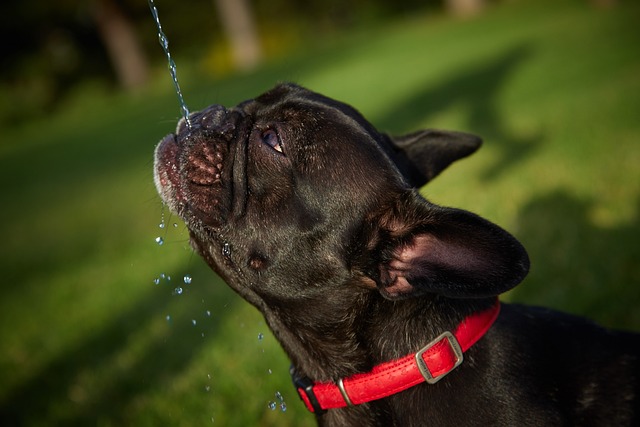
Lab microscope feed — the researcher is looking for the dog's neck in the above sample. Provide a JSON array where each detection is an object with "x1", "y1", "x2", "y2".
[
  {"x1": 257, "y1": 288, "x2": 495, "y2": 383},
  {"x1": 256, "y1": 288, "x2": 372, "y2": 381}
]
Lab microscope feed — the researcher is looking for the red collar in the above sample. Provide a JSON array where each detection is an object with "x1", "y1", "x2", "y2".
[{"x1": 293, "y1": 299, "x2": 501, "y2": 413}]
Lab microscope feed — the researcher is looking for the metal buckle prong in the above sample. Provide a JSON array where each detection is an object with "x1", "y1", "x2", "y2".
[{"x1": 415, "y1": 331, "x2": 464, "y2": 384}]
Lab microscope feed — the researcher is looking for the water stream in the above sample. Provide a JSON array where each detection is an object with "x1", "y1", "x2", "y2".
[{"x1": 148, "y1": 0, "x2": 191, "y2": 127}]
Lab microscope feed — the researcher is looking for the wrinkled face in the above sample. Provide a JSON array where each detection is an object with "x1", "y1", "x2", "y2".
[{"x1": 154, "y1": 84, "x2": 405, "y2": 305}]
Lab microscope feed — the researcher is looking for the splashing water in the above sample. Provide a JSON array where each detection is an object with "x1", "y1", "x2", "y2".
[
  {"x1": 148, "y1": 0, "x2": 191, "y2": 127},
  {"x1": 154, "y1": 273, "x2": 173, "y2": 285},
  {"x1": 268, "y1": 391, "x2": 287, "y2": 412}
]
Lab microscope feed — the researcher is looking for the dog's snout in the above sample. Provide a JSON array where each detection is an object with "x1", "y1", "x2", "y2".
[
  {"x1": 199, "y1": 105, "x2": 228, "y2": 130},
  {"x1": 176, "y1": 104, "x2": 232, "y2": 135}
]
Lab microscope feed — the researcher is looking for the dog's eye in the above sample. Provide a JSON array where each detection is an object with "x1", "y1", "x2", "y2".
[{"x1": 261, "y1": 129, "x2": 284, "y2": 154}]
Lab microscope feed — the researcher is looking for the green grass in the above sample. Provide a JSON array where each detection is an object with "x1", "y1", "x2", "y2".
[{"x1": 1, "y1": 0, "x2": 639, "y2": 425}]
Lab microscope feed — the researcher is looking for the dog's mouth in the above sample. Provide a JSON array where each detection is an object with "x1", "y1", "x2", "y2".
[{"x1": 154, "y1": 104, "x2": 245, "y2": 229}]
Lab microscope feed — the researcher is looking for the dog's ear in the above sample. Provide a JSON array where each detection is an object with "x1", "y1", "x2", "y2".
[
  {"x1": 368, "y1": 191, "x2": 529, "y2": 300},
  {"x1": 386, "y1": 130, "x2": 482, "y2": 188}
]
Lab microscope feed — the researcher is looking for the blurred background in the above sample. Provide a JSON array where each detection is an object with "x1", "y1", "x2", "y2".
[{"x1": 0, "y1": 0, "x2": 638, "y2": 425}]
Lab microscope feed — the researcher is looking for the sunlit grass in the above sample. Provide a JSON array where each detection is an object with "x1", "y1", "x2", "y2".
[{"x1": 0, "y1": 0, "x2": 638, "y2": 425}]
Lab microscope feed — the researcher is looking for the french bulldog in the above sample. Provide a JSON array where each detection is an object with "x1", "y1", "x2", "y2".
[{"x1": 154, "y1": 83, "x2": 639, "y2": 426}]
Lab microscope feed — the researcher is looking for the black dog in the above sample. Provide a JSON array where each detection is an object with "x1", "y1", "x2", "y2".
[{"x1": 154, "y1": 83, "x2": 639, "y2": 426}]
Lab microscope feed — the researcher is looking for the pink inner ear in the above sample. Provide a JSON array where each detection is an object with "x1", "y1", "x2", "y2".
[
  {"x1": 380, "y1": 243, "x2": 422, "y2": 296},
  {"x1": 407, "y1": 234, "x2": 486, "y2": 271},
  {"x1": 395, "y1": 238, "x2": 434, "y2": 264},
  {"x1": 381, "y1": 233, "x2": 484, "y2": 297},
  {"x1": 383, "y1": 275, "x2": 414, "y2": 296}
]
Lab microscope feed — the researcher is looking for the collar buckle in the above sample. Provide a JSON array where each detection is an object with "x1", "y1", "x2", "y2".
[
  {"x1": 415, "y1": 331, "x2": 464, "y2": 384},
  {"x1": 290, "y1": 366, "x2": 326, "y2": 414}
]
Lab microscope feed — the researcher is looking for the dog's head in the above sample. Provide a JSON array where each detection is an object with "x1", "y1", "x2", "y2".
[{"x1": 154, "y1": 83, "x2": 528, "y2": 307}]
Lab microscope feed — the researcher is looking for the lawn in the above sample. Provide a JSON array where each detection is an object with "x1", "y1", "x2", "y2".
[{"x1": 1, "y1": 0, "x2": 638, "y2": 425}]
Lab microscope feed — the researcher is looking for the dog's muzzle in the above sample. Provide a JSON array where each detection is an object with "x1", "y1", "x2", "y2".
[{"x1": 154, "y1": 104, "x2": 240, "y2": 228}]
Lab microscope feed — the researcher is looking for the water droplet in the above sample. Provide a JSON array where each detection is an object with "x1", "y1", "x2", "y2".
[
  {"x1": 280, "y1": 402, "x2": 287, "y2": 412},
  {"x1": 166, "y1": 275, "x2": 171, "y2": 281},
  {"x1": 205, "y1": 385, "x2": 211, "y2": 392},
  {"x1": 174, "y1": 287, "x2": 183, "y2": 295},
  {"x1": 160, "y1": 273, "x2": 166, "y2": 279},
  {"x1": 222, "y1": 243, "x2": 231, "y2": 257},
  {"x1": 155, "y1": 236, "x2": 164, "y2": 245},
  {"x1": 258, "y1": 333, "x2": 264, "y2": 341},
  {"x1": 207, "y1": 373, "x2": 212, "y2": 380},
  {"x1": 166, "y1": 315, "x2": 172, "y2": 323},
  {"x1": 153, "y1": 277, "x2": 160, "y2": 285},
  {"x1": 275, "y1": 391, "x2": 284, "y2": 402},
  {"x1": 268, "y1": 369, "x2": 273, "y2": 374},
  {"x1": 268, "y1": 401, "x2": 277, "y2": 411},
  {"x1": 201, "y1": 332, "x2": 205, "y2": 338},
  {"x1": 205, "y1": 310, "x2": 212, "y2": 317},
  {"x1": 191, "y1": 319, "x2": 197, "y2": 326},
  {"x1": 158, "y1": 33, "x2": 168, "y2": 50},
  {"x1": 159, "y1": 222, "x2": 165, "y2": 229},
  {"x1": 173, "y1": 223, "x2": 178, "y2": 228},
  {"x1": 183, "y1": 274, "x2": 192, "y2": 284}
]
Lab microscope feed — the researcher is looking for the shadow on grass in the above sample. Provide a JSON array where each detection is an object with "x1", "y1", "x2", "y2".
[
  {"x1": 377, "y1": 43, "x2": 542, "y2": 181},
  {"x1": 510, "y1": 190, "x2": 640, "y2": 331},
  {"x1": 0, "y1": 263, "x2": 239, "y2": 426},
  {"x1": 7, "y1": 39, "x2": 630, "y2": 425}
]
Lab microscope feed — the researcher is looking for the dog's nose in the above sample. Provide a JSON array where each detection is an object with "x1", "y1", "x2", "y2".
[
  {"x1": 176, "y1": 105, "x2": 229, "y2": 134},
  {"x1": 199, "y1": 105, "x2": 228, "y2": 130}
]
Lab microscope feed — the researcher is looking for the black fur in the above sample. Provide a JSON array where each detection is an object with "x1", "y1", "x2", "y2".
[{"x1": 154, "y1": 83, "x2": 639, "y2": 426}]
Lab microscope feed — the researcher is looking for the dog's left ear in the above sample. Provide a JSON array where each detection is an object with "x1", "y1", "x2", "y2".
[
  {"x1": 368, "y1": 191, "x2": 529, "y2": 300},
  {"x1": 386, "y1": 130, "x2": 482, "y2": 187}
]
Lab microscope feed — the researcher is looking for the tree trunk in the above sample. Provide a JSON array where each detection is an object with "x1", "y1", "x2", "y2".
[
  {"x1": 213, "y1": 0, "x2": 262, "y2": 71},
  {"x1": 590, "y1": 0, "x2": 617, "y2": 8},
  {"x1": 445, "y1": 0, "x2": 485, "y2": 17},
  {"x1": 93, "y1": 0, "x2": 149, "y2": 91}
]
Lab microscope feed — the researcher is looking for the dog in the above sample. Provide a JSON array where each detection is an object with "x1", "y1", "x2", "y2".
[{"x1": 154, "y1": 83, "x2": 639, "y2": 426}]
